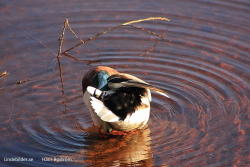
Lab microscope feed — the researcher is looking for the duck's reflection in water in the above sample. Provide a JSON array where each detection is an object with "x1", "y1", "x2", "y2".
[
  {"x1": 85, "y1": 127, "x2": 152, "y2": 166},
  {"x1": 53, "y1": 126, "x2": 153, "y2": 166}
]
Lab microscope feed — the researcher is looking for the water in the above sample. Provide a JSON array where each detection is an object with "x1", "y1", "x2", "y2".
[{"x1": 1, "y1": 0, "x2": 250, "y2": 166}]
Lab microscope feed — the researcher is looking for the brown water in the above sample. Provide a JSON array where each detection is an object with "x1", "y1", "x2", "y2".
[{"x1": 1, "y1": 0, "x2": 250, "y2": 166}]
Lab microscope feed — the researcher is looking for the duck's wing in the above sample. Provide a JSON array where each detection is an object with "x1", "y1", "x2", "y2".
[
  {"x1": 83, "y1": 90, "x2": 102, "y2": 127},
  {"x1": 109, "y1": 93, "x2": 151, "y2": 131},
  {"x1": 87, "y1": 86, "x2": 120, "y2": 123},
  {"x1": 90, "y1": 96, "x2": 120, "y2": 122},
  {"x1": 108, "y1": 73, "x2": 169, "y2": 98}
]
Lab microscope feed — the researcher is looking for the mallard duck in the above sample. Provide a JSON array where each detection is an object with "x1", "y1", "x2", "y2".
[{"x1": 82, "y1": 66, "x2": 168, "y2": 133}]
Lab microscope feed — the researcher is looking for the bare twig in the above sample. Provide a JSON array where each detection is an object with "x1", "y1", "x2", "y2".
[
  {"x1": 14, "y1": 78, "x2": 31, "y2": 85},
  {"x1": 62, "y1": 25, "x2": 123, "y2": 53},
  {"x1": 0, "y1": 71, "x2": 7, "y2": 76},
  {"x1": 62, "y1": 52, "x2": 101, "y2": 65},
  {"x1": 57, "y1": 19, "x2": 68, "y2": 58},
  {"x1": 140, "y1": 28, "x2": 168, "y2": 56},
  {"x1": 56, "y1": 55, "x2": 68, "y2": 114},
  {"x1": 65, "y1": 19, "x2": 85, "y2": 44},
  {"x1": 0, "y1": 71, "x2": 9, "y2": 79},
  {"x1": 122, "y1": 17, "x2": 170, "y2": 25},
  {"x1": 62, "y1": 17, "x2": 170, "y2": 53},
  {"x1": 57, "y1": 19, "x2": 69, "y2": 113},
  {"x1": 126, "y1": 25, "x2": 170, "y2": 41}
]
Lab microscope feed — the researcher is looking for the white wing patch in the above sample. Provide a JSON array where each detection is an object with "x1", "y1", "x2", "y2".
[
  {"x1": 83, "y1": 90, "x2": 102, "y2": 126},
  {"x1": 90, "y1": 96, "x2": 120, "y2": 122}
]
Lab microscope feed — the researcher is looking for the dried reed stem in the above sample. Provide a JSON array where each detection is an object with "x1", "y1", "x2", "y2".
[
  {"x1": 61, "y1": 17, "x2": 170, "y2": 53},
  {"x1": 122, "y1": 17, "x2": 170, "y2": 25}
]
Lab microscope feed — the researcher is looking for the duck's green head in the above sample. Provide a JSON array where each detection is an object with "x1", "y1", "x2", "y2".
[{"x1": 91, "y1": 70, "x2": 110, "y2": 91}]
